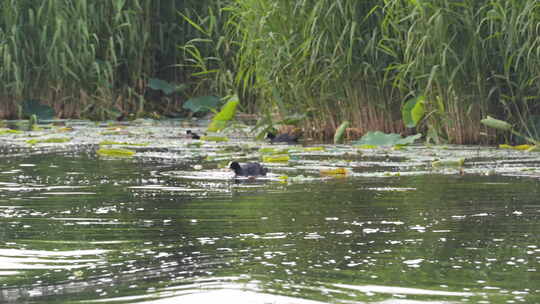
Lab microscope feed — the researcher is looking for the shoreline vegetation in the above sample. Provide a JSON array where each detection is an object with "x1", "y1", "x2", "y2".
[{"x1": 1, "y1": 1, "x2": 539, "y2": 144}]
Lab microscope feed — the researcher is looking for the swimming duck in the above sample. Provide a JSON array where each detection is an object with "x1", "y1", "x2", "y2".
[
  {"x1": 265, "y1": 132, "x2": 299, "y2": 144},
  {"x1": 229, "y1": 161, "x2": 268, "y2": 177},
  {"x1": 186, "y1": 130, "x2": 200, "y2": 139}
]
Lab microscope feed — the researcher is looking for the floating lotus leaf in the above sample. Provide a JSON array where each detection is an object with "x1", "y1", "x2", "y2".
[
  {"x1": 26, "y1": 138, "x2": 71, "y2": 145},
  {"x1": 96, "y1": 148, "x2": 135, "y2": 157},
  {"x1": 354, "y1": 144, "x2": 377, "y2": 149},
  {"x1": 262, "y1": 155, "x2": 290, "y2": 162},
  {"x1": 320, "y1": 167, "x2": 348, "y2": 176},
  {"x1": 201, "y1": 136, "x2": 229, "y2": 142},
  {"x1": 432, "y1": 158, "x2": 465, "y2": 167},
  {"x1": 99, "y1": 140, "x2": 148, "y2": 146},
  {"x1": 303, "y1": 147, "x2": 325, "y2": 152},
  {"x1": 353, "y1": 131, "x2": 422, "y2": 147},
  {"x1": 0, "y1": 128, "x2": 22, "y2": 135},
  {"x1": 259, "y1": 147, "x2": 289, "y2": 154},
  {"x1": 498, "y1": 144, "x2": 532, "y2": 151},
  {"x1": 187, "y1": 142, "x2": 202, "y2": 148}
]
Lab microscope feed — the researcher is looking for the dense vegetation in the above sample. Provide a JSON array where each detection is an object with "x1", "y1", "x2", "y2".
[{"x1": 1, "y1": 0, "x2": 540, "y2": 144}]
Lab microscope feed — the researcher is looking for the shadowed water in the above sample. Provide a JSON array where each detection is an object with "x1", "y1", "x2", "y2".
[{"x1": 0, "y1": 151, "x2": 539, "y2": 304}]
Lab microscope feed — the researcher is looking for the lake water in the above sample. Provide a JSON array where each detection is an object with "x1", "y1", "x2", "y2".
[{"x1": 0, "y1": 121, "x2": 539, "y2": 303}]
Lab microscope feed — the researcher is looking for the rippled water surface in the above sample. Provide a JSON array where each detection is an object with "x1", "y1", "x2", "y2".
[{"x1": 1, "y1": 121, "x2": 540, "y2": 303}]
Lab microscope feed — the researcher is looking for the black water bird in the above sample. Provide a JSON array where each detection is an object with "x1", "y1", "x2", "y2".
[
  {"x1": 186, "y1": 130, "x2": 200, "y2": 139},
  {"x1": 266, "y1": 132, "x2": 299, "y2": 144},
  {"x1": 229, "y1": 161, "x2": 269, "y2": 177}
]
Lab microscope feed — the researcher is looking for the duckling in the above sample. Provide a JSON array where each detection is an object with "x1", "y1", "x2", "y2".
[
  {"x1": 229, "y1": 161, "x2": 268, "y2": 177},
  {"x1": 186, "y1": 130, "x2": 200, "y2": 139}
]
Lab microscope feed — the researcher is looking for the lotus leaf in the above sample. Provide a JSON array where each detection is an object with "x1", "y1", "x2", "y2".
[
  {"x1": 334, "y1": 121, "x2": 350, "y2": 144},
  {"x1": 259, "y1": 147, "x2": 289, "y2": 154},
  {"x1": 320, "y1": 168, "x2": 348, "y2": 176},
  {"x1": 498, "y1": 144, "x2": 532, "y2": 151},
  {"x1": 481, "y1": 116, "x2": 512, "y2": 131},
  {"x1": 0, "y1": 128, "x2": 22, "y2": 135},
  {"x1": 201, "y1": 136, "x2": 229, "y2": 142},
  {"x1": 402, "y1": 96, "x2": 426, "y2": 128},
  {"x1": 22, "y1": 100, "x2": 55, "y2": 120},
  {"x1": 262, "y1": 155, "x2": 290, "y2": 162},
  {"x1": 303, "y1": 147, "x2": 325, "y2": 152},
  {"x1": 26, "y1": 138, "x2": 71, "y2": 145},
  {"x1": 353, "y1": 131, "x2": 421, "y2": 147},
  {"x1": 432, "y1": 158, "x2": 465, "y2": 167},
  {"x1": 183, "y1": 96, "x2": 221, "y2": 113},
  {"x1": 99, "y1": 140, "x2": 148, "y2": 146},
  {"x1": 96, "y1": 148, "x2": 135, "y2": 157},
  {"x1": 207, "y1": 95, "x2": 239, "y2": 132},
  {"x1": 148, "y1": 78, "x2": 187, "y2": 95}
]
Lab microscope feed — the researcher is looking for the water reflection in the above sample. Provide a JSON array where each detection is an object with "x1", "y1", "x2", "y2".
[{"x1": 0, "y1": 154, "x2": 539, "y2": 303}]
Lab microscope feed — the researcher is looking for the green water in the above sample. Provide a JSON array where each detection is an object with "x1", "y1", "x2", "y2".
[{"x1": 1, "y1": 152, "x2": 539, "y2": 303}]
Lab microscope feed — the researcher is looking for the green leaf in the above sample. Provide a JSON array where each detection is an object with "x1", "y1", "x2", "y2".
[
  {"x1": 148, "y1": 78, "x2": 187, "y2": 95},
  {"x1": 353, "y1": 131, "x2": 422, "y2": 147},
  {"x1": 26, "y1": 137, "x2": 71, "y2": 145},
  {"x1": 21, "y1": 100, "x2": 55, "y2": 120},
  {"x1": 480, "y1": 116, "x2": 512, "y2": 131},
  {"x1": 96, "y1": 148, "x2": 135, "y2": 158},
  {"x1": 334, "y1": 121, "x2": 350, "y2": 144},
  {"x1": 432, "y1": 158, "x2": 465, "y2": 167},
  {"x1": 402, "y1": 96, "x2": 425, "y2": 128},
  {"x1": 207, "y1": 95, "x2": 239, "y2": 132},
  {"x1": 183, "y1": 96, "x2": 221, "y2": 113}
]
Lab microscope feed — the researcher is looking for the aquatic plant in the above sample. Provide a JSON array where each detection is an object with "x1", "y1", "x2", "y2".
[
  {"x1": 432, "y1": 158, "x2": 465, "y2": 168},
  {"x1": 96, "y1": 148, "x2": 135, "y2": 158},
  {"x1": 26, "y1": 137, "x2": 71, "y2": 145},
  {"x1": 319, "y1": 167, "x2": 349, "y2": 176},
  {"x1": 481, "y1": 116, "x2": 539, "y2": 145},
  {"x1": 0, "y1": 128, "x2": 22, "y2": 135},
  {"x1": 207, "y1": 95, "x2": 239, "y2": 132},
  {"x1": 334, "y1": 121, "x2": 350, "y2": 144},
  {"x1": 262, "y1": 155, "x2": 290, "y2": 163},
  {"x1": 182, "y1": 96, "x2": 221, "y2": 114},
  {"x1": 200, "y1": 136, "x2": 229, "y2": 142},
  {"x1": 353, "y1": 131, "x2": 422, "y2": 147},
  {"x1": 184, "y1": 0, "x2": 540, "y2": 143},
  {"x1": 99, "y1": 140, "x2": 148, "y2": 146}
]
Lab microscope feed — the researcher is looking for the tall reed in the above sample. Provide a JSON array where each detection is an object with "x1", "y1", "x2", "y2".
[
  {"x1": 199, "y1": 0, "x2": 540, "y2": 143},
  {"x1": 0, "y1": 0, "x2": 217, "y2": 119}
]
